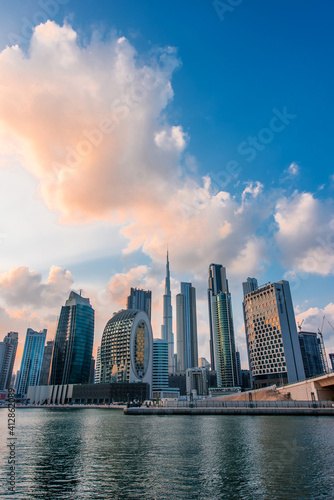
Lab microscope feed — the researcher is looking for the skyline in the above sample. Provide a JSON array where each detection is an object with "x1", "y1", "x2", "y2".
[{"x1": 0, "y1": 1, "x2": 334, "y2": 371}]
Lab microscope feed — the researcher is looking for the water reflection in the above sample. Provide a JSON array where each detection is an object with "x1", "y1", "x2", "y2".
[{"x1": 0, "y1": 409, "x2": 333, "y2": 499}]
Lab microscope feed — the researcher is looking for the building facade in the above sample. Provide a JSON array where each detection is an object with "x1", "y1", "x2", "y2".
[
  {"x1": 17, "y1": 328, "x2": 47, "y2": 396},
  {"x1": 127, "y1": 287, "x2": 152, "y2": 320},
  {"x1": 243, "y1": 280, "x2": 305, "y2": 388},
  {"x1": 0, "y1": 342, "x2": 13, "y2": 390},
  {"x1": 161, "y1": 251, "x2": 174, "y2": 373},
  {"x1": 50, "y1": 291, "x2": 94, "y2": 386},
  {"x1": 186, "y1": 367, "x2": 208, "y2": 396},
  {"x1": 208, "y1": 264, "x2": 238, "y2": 388},
  {"x1": 152, "y1": 338, "x2": 169, "y2": 391},
  {"x1": 298, "y1": 331, "x2": 326, "y2": 378},
  {"x1": 95, "y1": 346, "x2": 101, "y2": 383},
  {"x1": 2, "y1": 332, "x2": 18, "y2": 389},
  {"x1": 330, "y1": 353, "x2": 334, "y2": 371},
  {"x1": 100, "y1": 309, "x2": 153, "y2": 392},
  {"x1": 39, "y1": 340, "x2": 54, "y2": 386},
  {"x1": 176, "y1": 282, "x2": 198, "y2": 373}
]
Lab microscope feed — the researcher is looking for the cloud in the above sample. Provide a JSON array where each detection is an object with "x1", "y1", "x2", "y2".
[
  {"x1": 287, "y1": 162, "x2": 299, "y2": 176},
  {"x1": 0, "y1": 21, "x2": 270, "y2": 281},
  {"x1": 296, "y1": 304, "x2": 334, "y2": 358},
  {"x1": 0, "y1": 265, "x2": 74, "y2": 307},
  {"x1": 275, "y1": 191, "x2": 334, "y2": 275}
]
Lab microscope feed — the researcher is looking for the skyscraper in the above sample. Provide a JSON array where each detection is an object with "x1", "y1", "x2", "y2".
[
  {"x1": 152, "y1": 338, "x2": 169, "y2": 391},
  {"x1": 127, "y1": 287, "x2": 152, "y2": 320},
  {"x1": 100, "y1": 309, "x2": 153, "y2": 389},
  {"x1": 329, "y1": 353, "x2": 334, "y2": 371},
  {"x1": 17, "y1": 328, "x2": 47, "y2": 396},
  {"x1": 242, "y1": 277, "x2": 258, "y2": 296},
  {"x1": 161, "y1": 251, "x2": 174, "y2": 373},
  {"x1": 39, "y1": 340, "x2": 54, "y2": 386},
  {"x1": 298, "y1": 331, "x2": 326, "y2": 378},
  {"x1": 208, "y1": 264, "x2": 238, "y2": 388},
  {"x1": 0, "y1": 342, "x2": 13, "y2": 390},
  {"x1": 50, "y1": 291, "x2": 94, "y2": 386},
  {"x1": 2, "y1": 332, "x2": 18, "y2": 389},
  {"x1": 95, "y1": 346, "x2": 101, "y2": 383},
  {"x1": 176, "y1": 282, "x2": 198, "y2": 373},
  {"x1": 243, "y1": 280, "x2": 305, "y2": 388}
]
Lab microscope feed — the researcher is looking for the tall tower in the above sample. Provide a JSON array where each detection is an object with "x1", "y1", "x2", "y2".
[
  {"x1": 127, "y1": 287, "x2": 152, "y2": 320},
  {"x1": 2, "y1": 332, "x2": 18, "y2": 389},
  {"x1": 208, "y1": 264, "x2": 238, "y2": 388},
  {"x1": 50, "y1": 291, "x2": 94, "y2": 386},
  {"x1": 17, "y1": 328, "x2": 47, "y2": 396},
  {"x1": 39, "y1": 340, "x2": 55, "y2": 386},
  {"x1": 176, "y1": 282, "x2": 198, "y2": 373},
  {"x1": 243, "y1": 280, "x2": 305, "y2": 388},
  {"x1": 161, "y1": 251, "x2": 174, "y2": 373}
]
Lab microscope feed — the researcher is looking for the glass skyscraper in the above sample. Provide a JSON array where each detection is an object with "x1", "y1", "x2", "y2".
[
  {"x1": 152, "y1": 338, "x2": 169, "y2": 391},
  {"x1": 298, "y1": 331, "x2": 326, "y2": 378},
  {"x1": 208, "y1": 264, "x2": 238, "y2": 388},
  {"x1": 176, "y1": 282, "x2": 198, "y2": 373},
  {"x1": 127, "y1": 287, "x2": 152, "y2": 320},
  {"x1": 17, "y1": 328, "x2": 47, "y2": 396},
  {"x1": 50, "y1": 291, "x2": 94, "y2": 385}
]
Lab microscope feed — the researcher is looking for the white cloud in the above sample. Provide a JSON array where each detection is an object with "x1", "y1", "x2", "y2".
[
  {"x1": 0, "y1": 265, "x2": 74, "y2": 308},
  {"x1": 287, "y1": 162, "x2": 299, "y2": 175},
  {"x1": 275, "y1": 191, "x2": 334, "y2": 275}
]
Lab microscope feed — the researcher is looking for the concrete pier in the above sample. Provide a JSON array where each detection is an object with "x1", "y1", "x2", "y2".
[{"x1": 124, "y1": 406, "x2": 334, "y2": 416}]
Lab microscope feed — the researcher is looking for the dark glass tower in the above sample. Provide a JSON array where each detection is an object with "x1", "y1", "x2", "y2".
[
  {"x1": 50, "y1": 291, "x2": 94, "y2": 385},
  {"x1": 176, "y1": 282, "x2": 198, "y2": 372},
  {"x1": 127, "y1": 287, "x2": 152, "y2": 320},
  {"x1": 298, "y1": 331, "x2": 326, "y2": 378},
  {"x1": 208, "y1": 264, "x2": 238, "y2": 387}
]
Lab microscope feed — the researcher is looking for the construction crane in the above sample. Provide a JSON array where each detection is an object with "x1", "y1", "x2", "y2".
[
  {"x1": 318, "y1": 316, "x2": 330, "y2": 374},
  {"x1": 297, "y1": 319, "x2": 304, "y2": 331}
]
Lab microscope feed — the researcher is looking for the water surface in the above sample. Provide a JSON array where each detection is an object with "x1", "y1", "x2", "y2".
[{"x1": 1, "y1": 408, "x2": 333, "y2": 499}]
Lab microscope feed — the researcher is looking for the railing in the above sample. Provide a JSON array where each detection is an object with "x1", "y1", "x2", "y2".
[{"x1": 163, "y1": 400, "x2": 334, "y2": 409}]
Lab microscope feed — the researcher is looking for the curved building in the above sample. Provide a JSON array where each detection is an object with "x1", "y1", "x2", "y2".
[{"x1": 100, "y1": 310, "x2": 153, "y2": 391}]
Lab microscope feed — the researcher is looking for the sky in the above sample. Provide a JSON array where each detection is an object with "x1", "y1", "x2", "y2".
[{"x1": 0, "y1": 0, "x2": 334, "y2": 372}]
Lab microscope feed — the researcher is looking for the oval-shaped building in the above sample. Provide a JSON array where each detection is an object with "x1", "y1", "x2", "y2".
[{"x1": 100, "y1": 310, "x2": 153, "y2": 391}]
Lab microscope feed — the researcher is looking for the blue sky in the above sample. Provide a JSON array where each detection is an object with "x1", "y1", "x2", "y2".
[{"x1": 0, "y1": 0, "x2": 334, "y2": 368}]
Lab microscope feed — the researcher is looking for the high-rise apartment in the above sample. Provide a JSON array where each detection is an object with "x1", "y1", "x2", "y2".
[
  {"x1": 176, "y1": 282, "x2": 198, "y2": 373},
  {"x1": 161, "y1": 251, "x2": 174, "y2": 373},
  {"x1": 208, "y1": 264, "x2": 238, "y2": 388},
  {"x1": 298, "y1": 331, "x2": 326, "y2": 378},
  {"x1": 50, "y1": 291, "x2": 94, "y2": 385},
  {"x1": 95, "y1": 346, "x2": 101, "y2": 383},
  {"x1": 17, "y1": 328, "x2": 47, "y2": 396},
  {"x1": 100, "y1": 309, "x2": 153, "y2": 390},
  {"x1": 243, "y1": 280, "x2": 305, "y2": 388},
  {"x1": 152, "y1": 338, "x2": 169, "y2": 391},
  {"x1": 39, "y1": 340, "x2": 54, "y2": 386},
  {"x1": 2, "y1": 332, "x2": 18, "y2": 389},
  {"x1": 0, "y1": 342, "x2": 13, "y2": 390},
  {"x1": 127, "y1": 287, "x2": 152, "y2": 320}
]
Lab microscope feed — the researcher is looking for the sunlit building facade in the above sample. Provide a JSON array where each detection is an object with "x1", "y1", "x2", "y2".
[
  {"x1": 243, "y1": 280, "x2": 305, "y2": 388},
  {"x1": 100, "y1": 310, "x2": 153, "y2": 392}
]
